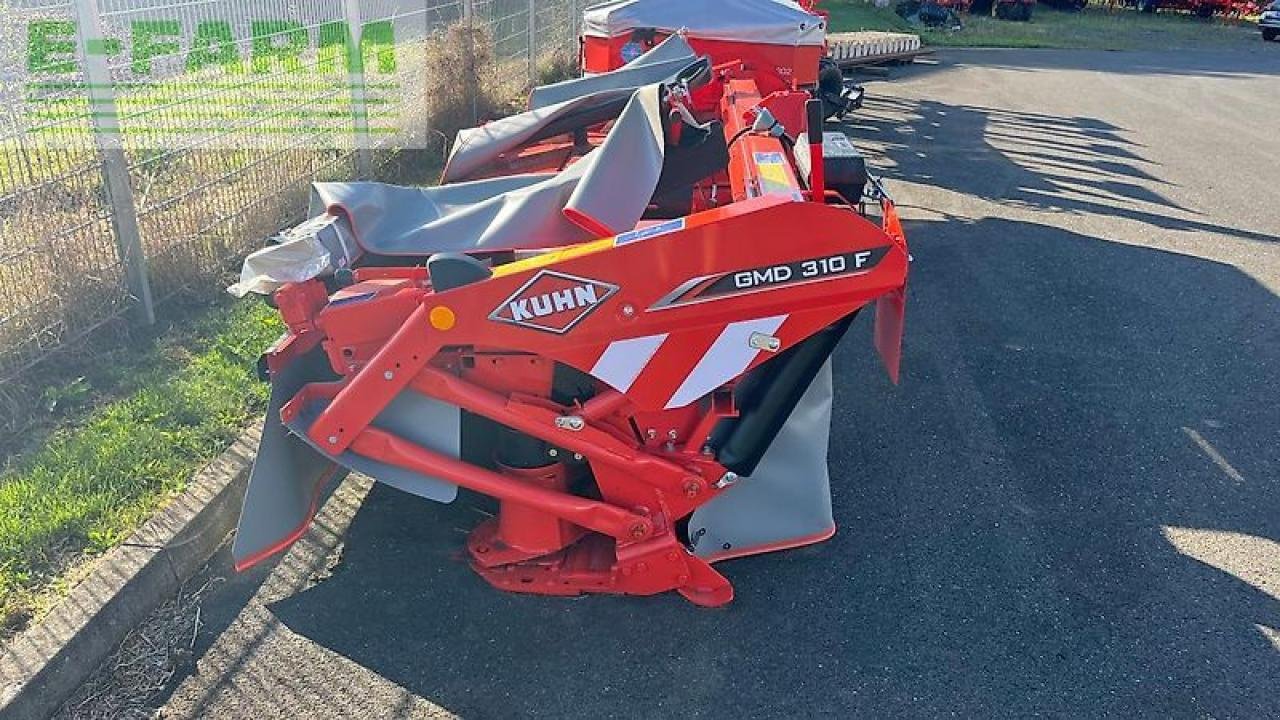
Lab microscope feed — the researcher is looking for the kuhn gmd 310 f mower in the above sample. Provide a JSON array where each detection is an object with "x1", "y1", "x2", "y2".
[{"x1": 229, "y1": 1, "x2": 908, "y2": 607}]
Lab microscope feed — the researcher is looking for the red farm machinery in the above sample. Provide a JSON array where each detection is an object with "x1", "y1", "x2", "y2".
[{"x1": 228, "y1": 0, "x2": 909, "y2": 607}]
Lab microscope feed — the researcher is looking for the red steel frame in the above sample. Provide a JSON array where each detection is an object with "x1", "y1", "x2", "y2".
[{"x1": 246, "y1": 72, "x2": 909, "y2": 607}]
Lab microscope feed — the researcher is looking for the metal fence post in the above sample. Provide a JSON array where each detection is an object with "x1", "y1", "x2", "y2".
[
  {"x1": 528, "y1": 0, "x2": 538, "y2": 87},
  {"x1": 71, "y1": 0, "x2": 155, "y2": 325},
  {"x1": 342, "y1": 0, "x2": 372, "y2": 178},
  {"x1": 465, "y1": 0, "x2": 477, "y2": 125}
]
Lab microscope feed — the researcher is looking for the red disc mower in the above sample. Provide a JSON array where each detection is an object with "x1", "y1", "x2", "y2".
[{"x1": 228, "y1": 3, "x2": 910, "y2": 607}]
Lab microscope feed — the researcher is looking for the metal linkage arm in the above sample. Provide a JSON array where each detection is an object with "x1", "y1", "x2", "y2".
[{"x1": 351, "y1": 428, "x2": 653, "y2": 542}]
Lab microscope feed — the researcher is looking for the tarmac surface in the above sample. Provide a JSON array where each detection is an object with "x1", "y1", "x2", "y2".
[{"x1": 157, "y1": 47, "x2": 1280, "y2": 718}]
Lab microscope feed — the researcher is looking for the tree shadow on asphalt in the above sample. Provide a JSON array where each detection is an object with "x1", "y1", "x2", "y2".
[
  {"x1": 256, "y1": 211, "x2": 1279, "y2": 717},
  {"x1": 850, "y1": 92, "x2": 1276, "y2": 244}
]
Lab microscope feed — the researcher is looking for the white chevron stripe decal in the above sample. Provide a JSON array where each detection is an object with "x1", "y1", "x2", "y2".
[
  {"x1": 664, "y1": 315, "x2": 788, "y2": 409},
  {"x1": 590, "y1": 334, "x2": 669, "y2": 393}
]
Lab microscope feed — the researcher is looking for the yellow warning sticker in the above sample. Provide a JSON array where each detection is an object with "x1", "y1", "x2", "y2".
[
  {"x1": 491, "y1": 237, "x2": 615, "y2": 278},
  {"x1": 753, "y1": 151, "x2": 796, "y2": 197}
]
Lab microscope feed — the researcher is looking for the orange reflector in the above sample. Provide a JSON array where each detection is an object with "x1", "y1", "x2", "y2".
[{"x1": 429, "y1": 306, "x2": 456, "y2": 330}]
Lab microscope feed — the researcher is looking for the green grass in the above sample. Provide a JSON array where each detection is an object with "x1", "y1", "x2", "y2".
[
  {"x1": 824, "y1": 0, "x2": 1260, "y2": 50},
  {"x1": 0, "y1": 299, "x2": 283, "y2": 636},
  {"x1": 826, "y1": 0, "x2": 919, "y2": 33}
]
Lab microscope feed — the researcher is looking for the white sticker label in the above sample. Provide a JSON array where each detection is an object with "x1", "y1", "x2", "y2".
[{"x1": 614, "y1": 217, "x2": 687, "y2": 247}]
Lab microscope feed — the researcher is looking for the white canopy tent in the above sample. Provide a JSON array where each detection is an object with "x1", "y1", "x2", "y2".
[{"x1": 582, "y1": 0, "x2": 826, "y2": 47}]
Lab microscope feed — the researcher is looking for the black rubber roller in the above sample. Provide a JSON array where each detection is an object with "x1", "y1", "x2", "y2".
[{"x1": 710, "y1": 313, "x2": 857, "y2": 477}]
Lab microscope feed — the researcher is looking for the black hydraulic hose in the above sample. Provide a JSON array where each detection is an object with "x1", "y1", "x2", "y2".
[{"x1": 727, "y1": 125, "x2": 796, "y2": 151}]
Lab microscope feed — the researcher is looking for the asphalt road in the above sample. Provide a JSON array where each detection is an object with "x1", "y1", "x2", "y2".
[{"x1": 157, "y1": 47, "x2": 1280, "y2": 719}]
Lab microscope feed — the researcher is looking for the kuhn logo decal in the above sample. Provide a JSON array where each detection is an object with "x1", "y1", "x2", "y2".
[{"x1": 489, "y1": 270, "x2": 619, "y2": 334}]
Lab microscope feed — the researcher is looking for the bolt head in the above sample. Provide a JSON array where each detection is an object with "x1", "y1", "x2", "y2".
[
  {"x1": 713, "y1": 471, "x2": 739, "y2": 490},
  {"x1": 621, "y1": 303, "x2": 636, "y2": 318},
  {"x1": 327, "y1": 436, "x2": 338, "y2": 445},
  {"x1": 383, "y1": 370, "x2": 394, "y2": 380},
  {"x1": 547, "y1": 448, "x2": 559, "y2": 457}
]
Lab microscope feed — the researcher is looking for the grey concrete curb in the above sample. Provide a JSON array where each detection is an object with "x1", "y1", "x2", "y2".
[{"x1": 0, "y1": 424, "x2": 261, "y2": 720}]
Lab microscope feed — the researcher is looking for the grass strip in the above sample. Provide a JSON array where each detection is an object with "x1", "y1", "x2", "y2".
[
  {"x1": 0, "y1": 299, "x2": 283, "y2": 637},
  {"x1": 824, "y1": 0, "x2": 1260, "y2": 50}
]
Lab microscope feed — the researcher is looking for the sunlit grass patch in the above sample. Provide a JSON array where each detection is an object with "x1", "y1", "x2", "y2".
[{"x1": 0, "y1": 299, "x2": 282, "y2": 638}]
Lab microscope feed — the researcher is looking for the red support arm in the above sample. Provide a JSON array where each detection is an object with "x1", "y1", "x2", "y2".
[
  {"x1": 409, "y1": 367, "x2": 707, "y2": 495},
  {"x1": 351, "y1": 428, "x2": 653, "y2": 542},
  {"x1": 309, "y1": 303, "x2": 436, "y2": 453}
]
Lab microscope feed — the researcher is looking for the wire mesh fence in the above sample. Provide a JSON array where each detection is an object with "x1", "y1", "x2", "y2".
[{"x1": 0, "y1": 0, "x2": 585, "y2": 380}]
